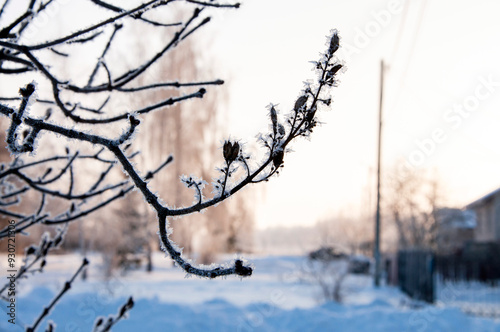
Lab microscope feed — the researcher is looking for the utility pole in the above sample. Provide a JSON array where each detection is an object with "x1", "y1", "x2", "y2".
[{"x1": 374, "y1": 60, "x2": 384, "y2": 287}]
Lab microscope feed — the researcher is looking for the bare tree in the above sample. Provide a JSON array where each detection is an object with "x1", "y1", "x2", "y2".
[
  {"x1": 133, "y1": 35, "x2": 253, "y2": 260},
  {"x1": 0, "y1": 0, "x2": 343, "y2": 329},
  {"x1": 316, "y1": 215, "x2": 373, "y2": 256},
  {"x1": 300, "y1": 256, "x2": 349, "y2": 303},
  {"x1": 385, "y1": 164, "x2": 442, "y2": 250}
]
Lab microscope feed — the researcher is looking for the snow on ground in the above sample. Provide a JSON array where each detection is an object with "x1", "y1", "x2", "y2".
[
  {"x1": 437, "y1": 279, "x2": 500, "y2": 319},
  {"x1": 1, "y1": 253, "x2": 500, "y2": 331}
]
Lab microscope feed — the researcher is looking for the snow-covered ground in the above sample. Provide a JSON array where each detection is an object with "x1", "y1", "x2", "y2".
[
  {"x1": 436, "y1": 278, "x2": 500, "y2": 319},
  {"x1": 1, "y1": 253, "x2": 500, "y2": 331}
]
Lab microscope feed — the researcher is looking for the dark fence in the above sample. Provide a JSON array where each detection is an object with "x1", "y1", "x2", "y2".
[
  {"x1": 436, "y1": 242, "x2": 500, "y2": 284},
  {"x1": 397, "y1": 249, "x2": 435, "y2": 303}
]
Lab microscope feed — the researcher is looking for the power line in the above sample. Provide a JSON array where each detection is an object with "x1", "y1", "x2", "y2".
[
  {"x1": 389, "y1": 0, "x2": 410, "y2": 65},
  {"x1": 386, "y1": 0, "x2": 428, "y2": 121}
]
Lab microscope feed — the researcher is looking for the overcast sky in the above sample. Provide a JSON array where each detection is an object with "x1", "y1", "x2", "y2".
[{"x1": 201, "y1": 0, "x2": 500, "y2": 229}]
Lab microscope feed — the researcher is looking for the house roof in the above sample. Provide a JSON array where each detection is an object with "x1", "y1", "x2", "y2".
[
  {"x1": 437, "y1": 208, "x2": 476, "y2": 229},
  {"x1": 466, "y1": 187, "x2": 500, "y2": 209}
]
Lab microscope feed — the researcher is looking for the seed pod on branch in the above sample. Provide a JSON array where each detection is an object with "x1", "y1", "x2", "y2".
[
  {"x1": 294, "y1": 95, "x2": 308, "y2": 112},
  {"x1": 305, "y1": 105, "x2": 317, "y2": 124},
  {"x1": 44, "y1": 108, "x2": 52, "y2": 120},
  {"x1": 128, "y1": 115, "x2": 140, "y2": 127},
  {"x1": 223, "y1": 141, "x2": 232, "y2": 161},
  {"x1": 223, "y1": 140, "x2": 240, "y2": 164},
  {"x1": 42, "y1": 167, "x2": 52, "y2": 179},
  {"x1": 277, "y1": 124, "x2": 285, "y2": 138},
  {"x1": 272, "y1": 149, "x2": 284, "y2": 169},
  {"x1": 325, "y1": 64, "x2": 343, "y2": 86},
  {"x1": 330, "y1": 63, "x2": 342, "y2": 75},
  {"x1": 95, "y1": 318, "x2": 103, "y2": 328},
  {"x1": 25, "y1": 246, "x2": 36, "y2": 256},
  {"x1": 234, "y1": 259, "x2": 252, "y2": 276},
  {"x1": 328, "y1": 31, "x2": 340, "y2": 55},
  {"x1": 19, "y1": 83, "x2": 35, "y2": 98},
  {"x1": 269, "y1": 105, "x2": 278, "y2": 137}
]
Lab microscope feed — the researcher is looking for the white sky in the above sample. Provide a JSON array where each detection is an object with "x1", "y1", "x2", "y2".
[
  {"x1": 201, "y1": 0, "x2": 500, "y2": 229},
  {"x1": 2, "y1": 0, "x2": 500, "y2": 230}
]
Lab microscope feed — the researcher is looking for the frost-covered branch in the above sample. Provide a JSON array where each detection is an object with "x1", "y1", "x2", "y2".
[
  {"x1": 92, "y1": 296, "x2": 135, "y2": 332},
  {"x1": 1, "y1": 30, "x2": 342, "y2": 278},
  {"x1": 0, "y1": 228, "x2": 66, "y2": 299},
  {"x1": 26, "y1": 258, "x2": 89, "y2": 332},
  {"x1": 0, "y1": 1, "x2": 343, "y2": 329}
]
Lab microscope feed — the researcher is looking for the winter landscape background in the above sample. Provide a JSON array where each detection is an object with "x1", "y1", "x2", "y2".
[
  {"x1": 1, "y1": 252, "x2": 500, "y2": 332},
  {"x1": 1, "y1": 0, "x2": 500, "y2": 331}
]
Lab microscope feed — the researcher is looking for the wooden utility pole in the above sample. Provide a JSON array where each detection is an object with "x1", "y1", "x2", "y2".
[{"x1": 374, "y1": 60, "x2": 384, "y2": 287}]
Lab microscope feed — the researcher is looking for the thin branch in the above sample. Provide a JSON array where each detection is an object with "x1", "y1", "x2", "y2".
[
  {"x1": 116, "y1": 79, "x2": 224, "y2": 92},
  {"x1": 0, "y1": 10, "x2": 33, "y2": 38},
  {"x1": 25, "y1": 0, "x2": 168, "y2": 50},
  {"x1": 66, "y1": 30, "x2": 104, "y2": 44},
  {"x1": 0, "y1": 228, "x2": 65, "y2": 297},
  {"x1": 92, "y1": 297, "x2": 134, "y2": 332},
  {"x1": 0, "y1": 208, "x2": 24, "y2": 219},
  {"x1": 185, "y1": 0, "x2": 240, "y2": 8},
  {"x1": 43, "y1": 186, "x2": 133, "y2": 225},
  {"x1": 86, "y1": 23, "x2": 122, "y2": 87},
  {"x1": 27, "y1": 258, "x2": 89, "y2": 332},
  {"x1": 90, "y1": 0, "x2": 182, "y2": 27},
  {"x1": 51, "y1": 87, "x2": 206, "y2": 124},
  {"x1": 1, "y1": 186, "x2": 29, "y2": 199},
  {"x1": 157, "y1": 214, "x2": 252, "y2": 277},
  {"x1": 13, "y1": 170, "x2": 128, "y2": 200},
  {"x1": 144, "y1": 155, "x2": 173, "y2": 180},
  {"x1": 0, "y1": 0, "x2": 11, "y2": 18}
]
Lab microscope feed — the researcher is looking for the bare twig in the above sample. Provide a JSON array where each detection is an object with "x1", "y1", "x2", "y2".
[
  {"x1": 26, "y1": 258, "x2": 89, "y2": 332},
  {"x1": 92, "y1": 296, "x2": 134, "y2": 332}
]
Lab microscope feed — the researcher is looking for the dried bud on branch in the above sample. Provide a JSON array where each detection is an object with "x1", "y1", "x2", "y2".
[
  {"x1": 305, "y1": 105, "x2": 317, "y2": 125},
  {"x1": 129, "y1": 115, "x2": 140, "y2": 127},
  {"x1": 235, "y1": 259, "x2": 252, "y2": 276},
  {"x1": 270, "y1": 105, "x2": 278, "y2": 137},
  {"x1": 26, "y1": 246, "x2": 36, "y2": 256},
  {"x1": 278, "y1": 124, "x2": 285, "y2": 137},
  {"x1": 325, "y1": 64, "x2": 343, "y2": 86},
  {"x1": 119, "y1": 297, "x2": 134, "y2": 317},
  {"x1": 19, "y1": 83, "x2": 35, "y2": 98},
  {"x1": 272, "y1": 149, "x2": 284, "y2": 169},
  {"x1": 294, "y1": 95, "x2": 308, "y2": 112},
  {"x1": 328, "y1": 31, "x2": 340, "y2": 55},
  {"x1": 223, "y1": 140, "x2": 240, "y2": 164}
]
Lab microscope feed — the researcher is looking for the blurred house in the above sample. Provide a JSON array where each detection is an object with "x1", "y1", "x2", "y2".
[
  {"x1": 435, "y1": 187, "x2": 500, "y2": 253},
  {"x1": 436, "y1": 208, "x2": 475, "y2": 254},
  {"x1": 391, "y1": 190, "x2": 500, "y2": 288},
  {"x1": 466, "y1": 187, "x2": 500, "y2": 243}
]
